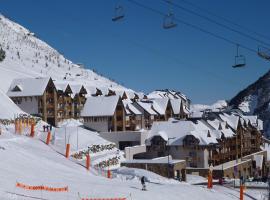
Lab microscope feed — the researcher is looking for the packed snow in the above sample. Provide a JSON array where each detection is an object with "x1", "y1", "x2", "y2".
[{"x1": 0, "y1": 127, "x2": 252, "y2": 200}]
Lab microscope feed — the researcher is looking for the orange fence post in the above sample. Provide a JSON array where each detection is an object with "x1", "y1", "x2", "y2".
[
  {"x1": 207, "y1": 171, "x2": 212, "y2": 189},
  {"x1": 240, "y1": 185, "x2": 244, "y2": 200},
  {"x1": 24, "y1": 119, "x2": 26, "y2": 129},
  {"x1": 46, "y1": 131, "x2": 51, "y2": 145},
  {"x1": 30, "y1": 123, "x2": 35, "y2": 137},
  {"x1": 14, "y1": 120, "x2": 17, "y2": 134},
  {"x1": 86, "y1": 154, "x2": 90, "y2": 170},
  {"x1": 107, "y1": 170, "x2": 111, "y2": 179},
  {"x1": 65, "y1": 143, "x2": 70, "y2": 158},
  {"x1": 19, "y1": 120, "x2": 22, "y2": 134}
]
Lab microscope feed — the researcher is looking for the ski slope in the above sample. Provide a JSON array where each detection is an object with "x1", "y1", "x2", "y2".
[{"x1": 0, "y1": 128, "x2": 250, "y2": 200}]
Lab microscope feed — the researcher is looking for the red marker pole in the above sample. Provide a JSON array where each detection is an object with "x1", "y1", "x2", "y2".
[
  {"x1": 46, "y1": 131, "x2": 51, "y2": 145},
  {"x1": 65, "y1": 144, "x2": 70, "y2": 158},
  {"x1": 86, "y1": 154, "x2": 90, "y2": 170},
  {"x1": 240, "y1": 184, "x2": 244, "y2": 200},
  {"x1": 30, "y1": 123, "x2": 35, "y2": 137},
  {"x1": 107, "y1": 170, "x2": 111, "y2": 179}
]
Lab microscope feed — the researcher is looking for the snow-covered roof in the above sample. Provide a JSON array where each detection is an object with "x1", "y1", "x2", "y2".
[
  {"x1": 136, "y1": 101, "x2": 158, "y2": 115},
  {"x1": 151, "y1": 98, "x2": 169, "y2": 115},
  {"x1": 137, "y1": 92, "x2": 146, "y2": 99},
  {"x1": 170, "y1": 99, "x2": 181, "y2": 115},
  {"x1": 123, "y1": 99, "x2": 142, "y2": 115},
  {"x1": 85, "y1": 86, "x2": 97, "y2": 97},
  {"x1": 206, "y1": 119, "x2": 234, "y2": 138},
  {"x1": 54, "y1": 82, "x2": 69, "y2": 92},
  {"x1": 147, "y1": 90, "x2": 188, "y2": 101},
  {"x1": 7, "y1": 77, "x2": 51, "y2": 97},
  {"x1": 81, "y1": 96, "x2": 120, "y2": 117},
  {"x1": 97, "y1": 87, "x2": 109, "y2": 96},
  {"x1": 69, "y1": 84, "x2": 83, "y2": 94},
  {"x1": 219, "y1": 113, "x2": 239, "y2": 130},
  {"x1": 146, "y1": 119, "x2": 219, "y2": 146}
]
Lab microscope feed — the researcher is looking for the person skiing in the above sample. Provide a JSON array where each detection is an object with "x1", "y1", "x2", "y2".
[{"x1": 141, "y1": 176, "x2": 146, "y2": 191}]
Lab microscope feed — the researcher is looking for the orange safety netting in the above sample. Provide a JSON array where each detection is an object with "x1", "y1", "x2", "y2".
[{"x1": 16, "y1": 182, "x2": 68, "y2": 192}]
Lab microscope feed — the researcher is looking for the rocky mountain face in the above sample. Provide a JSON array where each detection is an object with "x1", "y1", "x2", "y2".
[{"x1": 229, "y1": 70, "x2": 270, "y2": 137}]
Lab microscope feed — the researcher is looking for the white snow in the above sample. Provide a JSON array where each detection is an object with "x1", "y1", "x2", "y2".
[
  {"x1": 238, "y1": 95, "x2": 258, "y2": 114},
  {"x1": 0, "y1": 128, "x2": 248, "y2": 200},
  {"x1": 81, "y1": 96, "x2": 120, "y2": 117}
]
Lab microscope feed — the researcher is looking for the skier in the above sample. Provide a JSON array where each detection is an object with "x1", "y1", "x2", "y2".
[
  {"x1": 141, "y1": 176, "x2": 146, "y2": 191},
  {"x1": 43, "y1": 125, "x2": 46, "y2": 132}
]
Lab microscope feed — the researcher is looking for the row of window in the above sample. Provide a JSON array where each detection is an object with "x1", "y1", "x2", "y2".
[{"x1": 84, "y1": 117, "x2": 109, "y2": 122}]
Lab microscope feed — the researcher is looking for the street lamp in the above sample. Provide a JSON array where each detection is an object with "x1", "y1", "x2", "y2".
[{"x1": 167, "y1": 137, "x2": 176, "y2": 178}]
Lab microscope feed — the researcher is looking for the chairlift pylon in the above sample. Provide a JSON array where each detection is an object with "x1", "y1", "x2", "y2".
[
  {"x1": 163, "y1": 12, "x2": 177, "y2": 29},
  {"x1": 112, "y1": 5, "x2": 125, "y2": 22},
  {"x1": 232, "y1": 44, "x2": 246, "y2": 68},
  {"x1": 258, "y1": 45, "x2": 270, "y2": 61}
]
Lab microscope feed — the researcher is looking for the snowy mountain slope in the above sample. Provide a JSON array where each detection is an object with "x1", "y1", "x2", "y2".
[
  {"x1": 0, "y1": 13, "x2": 131, "y2": 120},
  {"x1": 0, "y1": 14, "x2": 126, "y2": 93},
  {"x1": 0, "y1": 130, "x2": 248, "y2": 200},
  {"x1": 0, "y1": 89, "x2": 24, "y2": 119},
  {"x1": 229, "y1": 70, "x2": 270, "y2": 137}
]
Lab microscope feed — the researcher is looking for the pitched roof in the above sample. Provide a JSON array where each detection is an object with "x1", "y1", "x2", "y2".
[
  {"x1": 122, "y1": 99, "x2": 142, "y2": 115},
  {"x1": 136, "y1": 101, "x2": 158, "y2": 115},
  {"x1": 170, "y1": 99, "x2": 181, "y2": 115},
  {"x1": 151, "y1": 98, "x2": 169, "y2": 115},
  {"x1": 54, "y1": 82, "x2": 69, "y2": 92},
  {"x1": 146, "y1": 119, "x2": 219, "y2": 146},
  {"x1": 219, "y1": 113, "x2": 240, "y2": 130},
  {"x1": 81, "y1": 96, "x2": 120, "y2": 117},
  {"x1": 7, "y1": 77, "x2": 51, "y2": 97}
]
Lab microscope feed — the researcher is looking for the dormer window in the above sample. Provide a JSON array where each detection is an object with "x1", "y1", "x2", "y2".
[
  {"x1": 207, "y1": 130, "x2": 211, "y2": 137},
  {"x1": 218, "y1": 122, "x2": 222, "y2": 130},
  {"x1": 12, "y1": 85, "x2": 22, "y2": 92}
]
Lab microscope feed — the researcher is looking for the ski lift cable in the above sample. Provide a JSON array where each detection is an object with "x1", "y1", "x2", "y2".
[
  {"x1": 90, "y1": 17, "x2": 241, "y2": 86},
  {"x1": 177, "y1": 0, "x2": 270, "y2": 42},
  {"x1": 127, "y1": 0, "x2": 258, "y2": 54},
  {"x1": 162, "y1": 0, "x2": 270, "y2": 47}
]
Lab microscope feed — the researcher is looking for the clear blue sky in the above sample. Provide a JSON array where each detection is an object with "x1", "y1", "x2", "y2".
[{"x1": 1, "y1": 0, "x2": 270, "y2": 104}]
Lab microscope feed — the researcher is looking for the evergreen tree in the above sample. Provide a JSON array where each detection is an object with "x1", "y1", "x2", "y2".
[{"x1": 0, "y1": 48, "x2": 6, "y2": 62}]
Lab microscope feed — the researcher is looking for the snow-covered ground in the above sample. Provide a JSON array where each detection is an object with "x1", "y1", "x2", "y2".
[{"x1": 1, "y1": 127, "x2": 253, "y2": 200}]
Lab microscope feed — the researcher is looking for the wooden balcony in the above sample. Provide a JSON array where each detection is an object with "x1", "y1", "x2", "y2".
[{"x1": 47, "y1": 104, "x2": 55, "y2": 109}]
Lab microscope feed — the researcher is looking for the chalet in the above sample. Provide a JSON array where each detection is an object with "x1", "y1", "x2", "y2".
[
  {"x1": 107, "y1": 88, "x2": 140, "y2": 102},
  {"x1": 54, "y1": 82, "x2": 73, "y2": 121},
  {"x1": 123, "y1": 99, "x2": 144, "y2": 131},
  {"x1": 70, "y1": 84, "x2": 87, "y2": 118},
  {"x1": 7, "y1": 77, "x2": 58, "y2": 125},
  {"x1": 81, "y1": 96, "x2": 126, "y2": 132},
  {"x1": 133, "y1": 98, "x2": 175, "y2": 129},
  {"x1": 148, "y1": 89, "x2": 191, "y2": 110},
  {"x1": 134, "y1": 100, "x2": 158, "y2": 129},
  {"x1": 143, "y1": 111, "x2": 264, "y2": 172},
  {"x1": 170, "y1": 99, "x2": 189, "y2": 119}
]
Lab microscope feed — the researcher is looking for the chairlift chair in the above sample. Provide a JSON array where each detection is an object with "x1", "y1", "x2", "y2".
[
  {"x1": 163, "y1": 12, "x2": 177, "y2": 29},
  {"x1": 232, "y1": 45, "x2": 246, "y2": 68},
  {"x1": 258, "y1": 46, "x2": 270, "y2": 61},
  {"x1": 112, "y1": 5, "x2": 125, "y2": 22}
]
